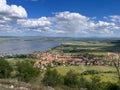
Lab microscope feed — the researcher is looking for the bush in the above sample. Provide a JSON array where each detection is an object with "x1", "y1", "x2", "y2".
[
  {"x1": 42, "y1": 69, "x2": 63, "y2": 87},
  {"x1": 81, "y1": 70, "x2": 99, "y2": 75},
  {"x1": 104, "y1": 82, "x2": 120, "y2": 90},
  {"x1": 64, "y1": 70, "x2": 79, "y2": 87},
  {"x1": 88, "y1": 75, "x2": 102, "y2": 90},
  {"x1": 78, "y1": 75, "x2": 89, "y2": 89},
  {"x1": 16, "y1": 61, "x2": 40, "y2": 82},
  {"x1": 0, "y1": 58, "x2": 12, "y2": 78}
]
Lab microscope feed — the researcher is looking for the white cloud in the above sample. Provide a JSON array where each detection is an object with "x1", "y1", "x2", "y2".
[
  {"x1": 0, "y1": 0, "x2": 27, "y2": 33},
  {"x1": 50, "y1": 12, "x2": 120, "y2": 37},
  {"x1": 109, "y1": 15, "x2": 120, "y2": 23},
  {"x1": 17, "y1": 17, "x2": 52, "y2": 33},
  {"x1": 0, "y1": 0, "x2": 27, "y2": 19},
  {"x1": 18, "y1": 17, "x2": 51, "y2": 28},
  {"x1": 52, "y1": 11, "x2": 90, "y2": 36},
  {"x1": 0, "y1": 0, "x2": 6, "y2": 5}
]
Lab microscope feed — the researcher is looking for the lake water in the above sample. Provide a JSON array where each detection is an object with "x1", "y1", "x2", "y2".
[{"x1": 0, "y1": 40, "x2": 59, "y2": 54}]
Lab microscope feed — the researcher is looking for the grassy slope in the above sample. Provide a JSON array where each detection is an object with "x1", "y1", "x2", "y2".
[
  {"x1": 0, "y1": 38, "x2": 17, "y2": 43},
  {"x1": 50, "y1": 40, "x2": 119, "y2": 56},
  {"x1": 0, "y1": 38, "x2": 8, "y2": 43},
  {"x1": 53, "y1": 66, "x2": 117, "y2": 82}
]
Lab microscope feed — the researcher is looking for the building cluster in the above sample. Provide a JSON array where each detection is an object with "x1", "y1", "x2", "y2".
[
  {"x1": 33, "y1": 51, "x2": 120, "y2": 70},
  {"x1": 33, "y1": 52, "x2": 83, "y2": 70}
]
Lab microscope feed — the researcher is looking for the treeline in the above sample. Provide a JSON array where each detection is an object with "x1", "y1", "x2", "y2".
[
  {"x1": 2, "y1": 54, "x2": 35, "y2": 58},
  {"x1": 0, "y1": 58, "x2": 40, "y2": 82}
]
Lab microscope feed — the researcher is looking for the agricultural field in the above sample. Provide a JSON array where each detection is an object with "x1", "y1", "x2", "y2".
[
  {"x1": 50, "y1": 39, "x2": 120, "y2": 56},
  {"x1": 53, "y1": 66, "x2": 117, "y2": 82},
  {"x1": 0, "y1": 38, "x2": 9, "y2": 43}
]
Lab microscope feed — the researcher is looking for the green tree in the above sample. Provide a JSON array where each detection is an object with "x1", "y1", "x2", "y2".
[
  {"x1": 16, "y1": 61, "x2": 40, "y2": 82},
  {"x1": 104, "y1": 82, "x2": 120, "y2": 90},
  {"x1": 64, "y1": 70, "x2": 79, "y2": 87},
  {"x1": 113, "y1": 59, "x2": 120, "y2": 80},
  {"x1": 88, "y1": 75, "x2": 102, "y2": 90},
  {"x1": 78, "y1": 75, "x2": 89, "y2": 89},
  {"x1": 0, "y1": 58, "x2": 12, "y2": 78},
  {"x1": 42, "y1": 69, "x2": 63, "y2": 87}
]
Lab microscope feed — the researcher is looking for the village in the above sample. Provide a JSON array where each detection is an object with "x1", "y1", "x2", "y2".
[{"x1": 33, "y1": 51, "x2": 120, "y2": 70}]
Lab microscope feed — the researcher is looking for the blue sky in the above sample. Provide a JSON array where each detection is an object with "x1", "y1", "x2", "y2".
[{"x1": 0, "y1": 0, "x2": 120, "y2": 37}]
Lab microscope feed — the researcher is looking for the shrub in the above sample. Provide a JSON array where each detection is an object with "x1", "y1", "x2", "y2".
[
  {"x1": 64, "y1": 70, "x2": 79, "y2": 87},
  {"x1": 78, "y1": 75, "x2": 89, "y2": 89},
  {"x1": 42, "y1": 69, "x2": 63, "y2": 87},
  {"x1": 16, "y1": 61, "x2": 40, "y2": 82},
  {"x1": 0, "y1": 58, "x2": 12, "y2": 78},
  {"x1": 81, "y1": 70, "x2": 99, "y2": 75},
  {"x1": 88, "y1": 75, "x2": 102, "y2": 90},
  {"x1": 104, "y1": 82, "x2": 120, "y2": 90}
]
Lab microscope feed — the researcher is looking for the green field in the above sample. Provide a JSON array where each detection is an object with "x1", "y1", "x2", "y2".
[
  {"x1": 53, "y1": 65, "x2": 117, "y2": 82},
  {"x1": 0, "y1": 38, "x2": 8, "y2": 43},
  {"x1": 49, "y1": 39, "x2": 120, "y2": 56},
  {"x1": 0, "y1": 38, "x2": 18, "y2": 43}
]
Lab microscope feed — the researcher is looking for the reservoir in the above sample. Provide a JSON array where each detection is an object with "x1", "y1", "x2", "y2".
[{"x1": 0, "y1": 40, "x2": 59, "y2": 54}]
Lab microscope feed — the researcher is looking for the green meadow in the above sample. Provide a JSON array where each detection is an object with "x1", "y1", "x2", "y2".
[{"x1": 53, "y1": 66, "x2": 117, "y2": 82}]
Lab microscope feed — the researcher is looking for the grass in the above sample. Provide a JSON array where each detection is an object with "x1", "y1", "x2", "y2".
[
  {"x1": 0, "y1": 38, "x2": 8, "y2": 43},
  {"x1": 50, "y1": 40, "x2": 118, "y2": 56},
  {"x1": 62, "y1": 41, "x2": 113, "y2": 46},
  {"x1": 0, "y1": 38, "x2": 16, "y2": 43},
  {"x1": 83, "y1": 73, "x2": 117, "y2": 82},
  {"x1": 6, "y1": 58, "x2": 37, "y2": 64},
  {"x1": 53, "y1": 66, "x2": 116, "y2": 75},
  {"x1": 0, "y1": 38, "x2": 117, "y2": 57},
  {"x1": 53, "y1": 65, "x2": 118, "y2": 82}
]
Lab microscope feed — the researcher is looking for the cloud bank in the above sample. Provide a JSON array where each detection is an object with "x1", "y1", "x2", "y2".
[{"x1": 0, "y1": 0, "x2": 120, "y2": 37}]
